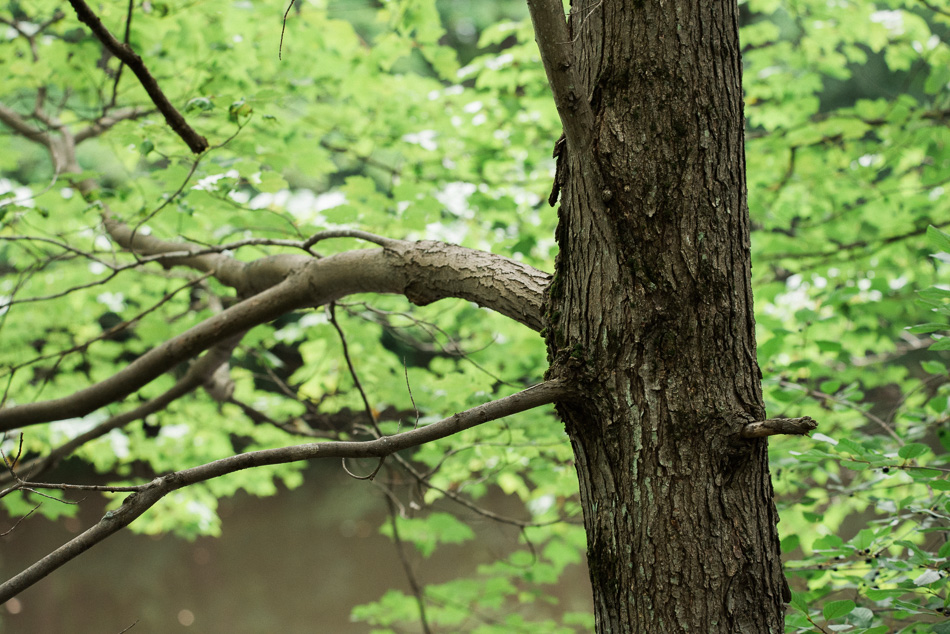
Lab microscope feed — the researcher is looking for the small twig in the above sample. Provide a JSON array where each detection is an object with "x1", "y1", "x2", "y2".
[
  {"x1": 16, "y1": 488, "x2": 81, "y2": 505},
  {"x1": 279, "y1": 0, "x2": 298, "y2": 60},
  {"x1": 0, "y1": 503, "x2": 41, "y2": 537},
  {"x1": 385, "y1": 495, "x2": 432, "y2": 634},
  {"x1": 116, "y1": 620, "x2": 139, "y2": 634},
  {"x1": 105, "y1": 0, "x2": 135, "y2": 110},
  {"x1": 405, "y1": 360, "x2": 419, "y2": 430},
  {"x1": 1, "y1": 274, "x2": 209, "y2": 380},
  {"x1": 389, "y1": 452, "x2": 571, "y2": 529},
  {"x1": 1, "y1": 434, "x2": 24, "y2": 473},
  {"x1": 303, "y1": 229, "x2": 400, "y2": 250},
  {"x1": 0, "y1": 348, "x2": 223, "y2": 487},
  {"x1": 341, "y1": 457, "x2": 385, "y2": 481},
  {"x1": 740, "y1": 416, "x2": 818, "y2": 439},
  {"x1": 329, "y1": 302, "x2": 386, "y2": 479}
]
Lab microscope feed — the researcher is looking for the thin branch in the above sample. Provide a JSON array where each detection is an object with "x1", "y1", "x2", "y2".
[
  {"x1": 105, "y1": 0, "x2": 136, "y2": 110},
  {"x1": 0, "y1": 380, "x2": 572, "y2": 602},
  {"x1": 0, "y1": 275, "x2": 305, "y2": 431},
  {"x1": 0, "y1": 504, "x2": 41, "y2": 537},
  {"x1": 385, "y1": 495, "x2": 432, "y2": 634},
  {"x1": 0, "y1": 102, "x2": 52, "y2": 147},
  {"x1": 391, "y1": 452, "x2": 571, "y2": 529},
  {"x1": 303, "y1": 229, "x2": 401, "y2": 250},
  {"x1": 65, "y1": 0, "x2": 208, "y2": 153},
  {"x1": 0, "y1": 9, "x2": 64, "y2": 61},
  {"x1": 1, "y1": 274, "x2": 209, "y2": 380},
  {"x1": 279, "y1": 0, "x2": 298, "y2": 61},
  {"x1": 761, "y1": 217, "x2": 950, "y2": 262},
  {"x1": 780, "y1": 380, "x2": 902, "y2": 444},
  {"x1": 918, "y1": 0, "x2": 950, "y2": 18},
  {"x1": 74, "y1": 106, "x2": 154, "y2": 143}
]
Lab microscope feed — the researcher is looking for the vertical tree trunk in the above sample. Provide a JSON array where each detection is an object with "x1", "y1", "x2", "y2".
[{"x1": 543, "y1": 1, "x2": 787, "y2": 631}]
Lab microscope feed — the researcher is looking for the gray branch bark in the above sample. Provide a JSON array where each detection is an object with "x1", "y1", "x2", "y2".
[{"x1": 0, "y1": 242, "x2": 548, "y2": 430}]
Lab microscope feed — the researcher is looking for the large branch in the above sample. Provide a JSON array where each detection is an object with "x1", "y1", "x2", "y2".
[
  {"x1": 0, "y1": 379, "x2": 572, "y2": 602},
  {"x1": 525, "y1": 0, "x2": 595, "y2": 159},
  {"x1": 0, "y1": 242, "x2": 549, "y2": 430},
  {"x1": 66, "y1": 0, "x2": 208, "y2": 153}
]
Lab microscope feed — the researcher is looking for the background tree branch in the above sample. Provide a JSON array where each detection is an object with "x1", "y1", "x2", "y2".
[{"x1": 65, "y1": 0, "x2": 208, "y2": 153}]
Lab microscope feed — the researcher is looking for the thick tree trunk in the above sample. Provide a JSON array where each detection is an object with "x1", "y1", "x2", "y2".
[{"x1": 543, "y1": 1, "x2": 787, "y2": 631}]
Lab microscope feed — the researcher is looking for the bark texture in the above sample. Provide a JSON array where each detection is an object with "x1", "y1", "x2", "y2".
[{"x1": 543, "y1": 1, "x2": 787, "y2": 631}]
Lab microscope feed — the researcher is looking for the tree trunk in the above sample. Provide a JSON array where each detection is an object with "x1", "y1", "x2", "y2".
[{"x1": 543, "y1": 1, "x2": 787, "y2": 631}]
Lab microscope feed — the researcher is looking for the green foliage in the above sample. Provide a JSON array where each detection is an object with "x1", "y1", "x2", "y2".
[
  {"x1": 744, "y1": 0, "x2": 950, "y2": 629},
  {"x1": 2, "y1": 0, "x2": 950, "y2": 630}
]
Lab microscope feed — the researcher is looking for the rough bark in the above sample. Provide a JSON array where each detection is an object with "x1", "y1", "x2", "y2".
[{"x1": 542, "y1": 1, "x2": 787, "y2": 631}]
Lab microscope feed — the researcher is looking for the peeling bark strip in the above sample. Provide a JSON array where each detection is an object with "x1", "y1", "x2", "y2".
[
  {"x1": 67, "y1": 0, "x2": 208, "y2": 154},
  {"x1": 538, "y1": 1, "x2": 787, "y2": 631}
]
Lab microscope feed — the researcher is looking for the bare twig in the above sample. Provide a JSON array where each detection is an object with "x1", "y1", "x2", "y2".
[
  {"x1": 385, "y1": 495, "x2": 432, "y2": 634},
  {"x1": 0, "y1": 275, "x2": 305, "y2": 431},
  {"x1": 279, "y1": 0, "x2": 298, "y2": 60},
  {"x1": 329, "y1": 302, "x2": 386, "y2": 480},
  {"x1": 0, "y1": 102, "x2": 53, "y2": 147},
  {"x1": 1, "y1": 274, "x2": 209, "y2": 380},
  {"x1": 74, "y1": 107, "x2": 153, "y2": 143},
  {"x1": 0, "y1": 504, "x2": 41, "y2": 537}
]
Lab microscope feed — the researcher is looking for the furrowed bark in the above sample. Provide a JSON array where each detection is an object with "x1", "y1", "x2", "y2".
[{"x1": 538, "y1": 1, "x2": 787, "y2": 631}]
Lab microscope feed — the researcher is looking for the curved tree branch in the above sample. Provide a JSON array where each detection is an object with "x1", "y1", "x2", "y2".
[
  {"x1": 0, "y1": 102, "x2": 53, "y2": 148},
  {"x1": 0, "y1": 379, "x2": 573, "y2": 603},
  {"x1": 74, "y1": 106, "x2": 154, "y2": 143},
  {"x1": 0, "y1": 243, "x2": 549, "y2": 430}
]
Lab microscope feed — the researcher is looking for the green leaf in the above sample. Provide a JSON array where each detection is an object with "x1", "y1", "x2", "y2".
[
  {"x1": 909, "y1": 324, "x2": 948, "y2": 335},
  {"x1": 922, "y1": 360, "x2": 947, "y2": 375},
  {"x1": 898, "y1": 443, "x2": 930, "y2": 460},
  {"x1": 822, "y1": 599, "x2": 855, "y2": 621},
  {"x1": 928, "y1": 225, "x2": 950, "y2": 254}
]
